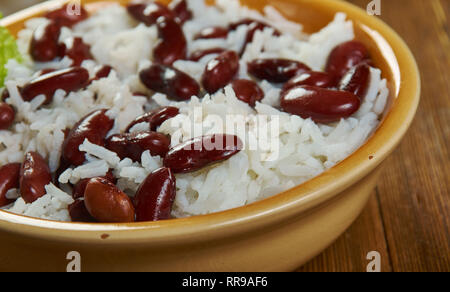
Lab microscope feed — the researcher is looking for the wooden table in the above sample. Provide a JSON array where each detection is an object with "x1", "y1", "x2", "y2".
[{"x1": 299, "y1": 0, "x2": 449, "y2": 272}]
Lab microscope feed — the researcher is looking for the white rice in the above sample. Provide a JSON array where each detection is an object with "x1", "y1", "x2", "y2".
[{"x1": 0, "y1": 0, "x2": 389, "y2": 220}]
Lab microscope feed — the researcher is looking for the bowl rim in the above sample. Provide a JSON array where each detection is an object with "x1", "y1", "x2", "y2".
[{"x1": 0, "y1": 0, "x2": 420, "y2": 244}]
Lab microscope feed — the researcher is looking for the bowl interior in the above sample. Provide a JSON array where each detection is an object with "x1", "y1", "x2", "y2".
[{"x1": 0, "y1": 0, "x2": 419, "y2": 242}]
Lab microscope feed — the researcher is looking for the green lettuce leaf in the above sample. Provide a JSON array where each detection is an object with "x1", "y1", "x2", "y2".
[{"x1": 0, "y1": 13, "x2": 23, "y2": 88}]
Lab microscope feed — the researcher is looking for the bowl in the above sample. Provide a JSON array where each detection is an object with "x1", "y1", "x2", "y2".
[{"x1": 0, "y1": 0, "x2": 420, "y2": 272}]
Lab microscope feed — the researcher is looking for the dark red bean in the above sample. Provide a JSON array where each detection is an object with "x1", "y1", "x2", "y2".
[
  {"x1": 95, "y1": 65, "x2": 112, "y2": 79},
  {"x1": 54, "y1": 156, "x2": 71, "y2": 188},
  {"x1": 62, "y1": 109, "x2": 114, "y2": 166},
  {"x1": 229, "y1": 18, "x2": 268, "y2": 31},
  {"x1": 154, "y1": 17, "x2": 187, "y2": 65},
  {"x1": 68, "y1": 199, "x2": 96, "y2": 222},
  {"x1": 194, "y1": 26, "x2": 228, "y2": 40},
  {"x1": 229, "y1": 19, "x2": 251, "y2": 30},
  {"x1": 38, "y1": 68, "x2": 57, "y2": 76},
  {"x1": 45, "y1": 4, "x2": 89, "y2": 28},
  {"x1": 247, "y1": 59, "x2": 311, "y2": 83},
  {"x1": 243, "y1": 21, "x2": 280, "y2": 53},
  {"x1": 280, "y1": 85, "x2": 361, "y2": 123},
  {"x1": 1, "y1": 89, "x2": 9, "y2": 100},
  {"x1": 231, "y1": 79, "x2": 264, "y2": 107},
  {"x1": 30, "y1": 21, "x2": 62, "y2": 62},
  {"x1": 326, "y1": 41, "x2": 370, "y2": 79},
  {"x1": 134, "y1": 167, "x2": 176, "y2": 221},
  {"x1": 133, "y1": 92, "x2": 149, "y2": 98},
  {"x1": 21, "y1": 67, "x2": 90, "y2": 104},
  {"x1": 88, "y1": 65, "x2": 113, "y2": 85},
  {"x1": 72, "y1": 170, "x2": 116, "y2": 199},
  {"x1": 106, "y1": 131, "x2": 170, "y2": 162},
  {"x1": 0, "y1": 103, "x2": 15, "y2": 130},
  {"x1": 283, "y1": 71, "x2": 336, "y2": 91},
  {"x1": 139, "y1": 64, "x2": 199, "y2": 101},
  {"x1": 0, "y1": 163, "x2": 21, "y2": 207},
  {"x1": 201, "y1": 50, "x2": 240, "y2": 94},
  {"x1": 61, "y1": 37, "x2": 93, "y2": 66},
  {"x1": 20, "y1": 152, "x2": 52, "y2": 203},
  {"x1": 84, "y1": 177, "x2": 135, "y2": 223},
  {"x1": 189, "y1": 48, "x2": 226, "y2": 62},
  {"x1": 164, "y1": 134, "x2": 243, "y2": 173},
  {"x1": 339, "y1": 64, "x2": 371, "y2": 99},
  {"x1": 171, "y1": 0, "x2": 193, "y2": 24},
  {"x1": 127, "y1": 2, "x2": 175, "y2": 26},
  {"x1": 125, "y1": 106, "x2": 179, "y2": 133},
  {"x1": 229, "y1": 19, "x2": 280, "y2": 54}
]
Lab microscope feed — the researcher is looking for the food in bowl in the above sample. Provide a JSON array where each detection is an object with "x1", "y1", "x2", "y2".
[{"x1": 0, "y1": 0, "x2": 389, "y2": 223}]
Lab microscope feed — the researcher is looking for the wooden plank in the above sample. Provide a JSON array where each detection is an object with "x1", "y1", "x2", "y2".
[
  {"x1": 298, "y1": 193, "x2": 392, "y2": 272},
  {"x1": 301, "y1": 0, "x2": 449, "y2": 272},
  {"x1": 366, "y1": 0, "x2": 449, "y2": 272}
]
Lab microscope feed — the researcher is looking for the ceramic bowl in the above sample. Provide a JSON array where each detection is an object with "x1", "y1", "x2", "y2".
[{"x1": 0, "y1": 0, "x2": 420, "y2": 272}]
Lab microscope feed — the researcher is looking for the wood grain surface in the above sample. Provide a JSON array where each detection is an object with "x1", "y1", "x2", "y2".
[
  {"x1": 0, "y1": 0, "x2": 448, "y2": 272},
  {"x1": 299, "y1": 0, "x2": 449, "y2": 272}
]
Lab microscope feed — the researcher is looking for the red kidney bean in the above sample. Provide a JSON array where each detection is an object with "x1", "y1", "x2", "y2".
[
  {"x1": 0, "y1": 103, "x2": 15, "y2": 130},
  {"x1": 164, "y1": 134, "x2": 243, "y2": 173},
  {"x1": 229, "y1": 19, "x2": 256, "y2": 30},
  {"x1": 1, "y1": 89, "x2": 9, "y2": 100},
  {"x1": 339, "y1": 64, "x2": 371, "y2": 99},
  {"x1": 189, "y1": 48, "x2": 226, "y2": 62},
  {"x1": 228, "y1": 18, "x2": 268, "y2": 31},
  {"x1": 171, "y1": 0, "x2": 193, "y2": 24},
  {"x1": 133, "y1": 92, "x2": 149, "y2": 98},
  {"x1": 68, "y1": 199, "x2": 96, "y2": 223},
  {"x1": 283, "y1": 71, "x2": 336, "y2": 91},
  {"x1": 88, "y1": 65, "x2": 113, "y2": 85},
  {"x1": 54, "y1": 155, "x2": 71, "y2": 188},
  {"x1": 201, "y1": 50, "x2": 240, "y2": 94},
  {"x1": 38, "y1": 68, "x2": 57, "y2": 76},
  {"x1": 106, "y1": 131, "x2": 170, "y2": 162},
  {"x1": 20, "y1": 152, "x2": 52, "y2": 203},
  {"x1": 95, "y1": 65, "x2": 112, "y2": 79},
  {"x1": 30, "y1": 21, "x2": 62, "y2": 62},
  {"x1": 139, "y1": 64, "x2": 199, "y2": 101},
  {"x1": 134, "y1": 167, "x2": 176, "y2": 222},
  {"x1": 326, "y1": 41, "x2": 370, "y2": 79},
  {"x1": 280, "y1": 85, "x2": 361, "y2": 123},
  {"x1": 0, "y1": 163, "x2": 21, "y2": 207},
  {"x1": 243, "y1": 21, "x2": 281, "y2": 52},
  {"x1": 61, "y1": 37, "x2": 93, "y2": 66},
  {"x1": 84, "y1": 177, "x2": 135, "y2": 223},
  {"x1": 125, "y1": 106, "x2": 179, "y2": 133},
  {"x1": 248, "y1": 59, "x2": 311, "y2": 83},
  {"x1": 21, "y1": 67, "x2": 90, "y2": 105},
  {"x1": 72, "y1": 170, "x2": 116, "y2": 199},
  {"x1": 154, "y1": 17, "x2": 187, "y2": 65},
  {"x1": 231, "y1": 79, "x2": 264, "y2": 107},
  {"x1": 62, "y1": 109, "x2": 114, "y2": 166},
  {"x1": 127, "y1": 2, "x2": 174, "y2": 26},
  {"x1": 45, "y1": 4, "x2": 89, "y2": 27},
  {"x1": 194, "y1": 26, "x2": 228, "y2": 40},
  {"x1": 229, "y1": 19, "x2": 280, "y2": 54}
]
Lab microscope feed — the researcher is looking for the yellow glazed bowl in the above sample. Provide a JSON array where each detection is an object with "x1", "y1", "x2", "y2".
[{"x1": 0, "y1": 0, "x2": 420, "y2": 272}]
